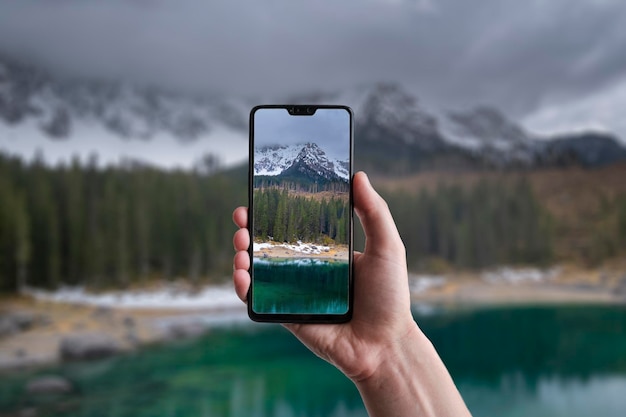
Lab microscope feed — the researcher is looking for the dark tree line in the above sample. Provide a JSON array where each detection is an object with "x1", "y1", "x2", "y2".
[
  {"x1": 589, "y1": 193, "x2": 626, "y2": 265},
  {"x1": 254, "y1": 176, "x2": 349, "y2": 193},
  {"x1": 253, "y1": 188, "x2": 349, "y2": 245},
  {"x1": 4, "y1": 148, "x2": 626, "y2": 294},
  {"x1": 0, "y1": 153, "x2": 245, "y2": 293},
  {"x1": 379, "y1": 179, "x2": 554, "y2": 270}
]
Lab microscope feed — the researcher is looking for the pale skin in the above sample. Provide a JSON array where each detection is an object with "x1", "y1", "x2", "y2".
[{"x1": 233, "y1": 171, "x2": 472, "y2": 417}]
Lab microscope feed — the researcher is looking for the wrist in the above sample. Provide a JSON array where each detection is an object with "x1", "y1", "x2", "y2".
[
  {"x1": 352, "y1": 323, "x2": 471, "y2": 417},
  {"x1": 351, "y1": 320, "x2": 424, "y2": 384}
]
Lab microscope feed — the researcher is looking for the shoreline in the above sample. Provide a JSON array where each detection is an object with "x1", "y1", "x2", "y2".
[
  {"x1": 2, "y1": 264, "x2": 625, "y2": 372},
  {"x1": 410, "y1": 264, "x2": 626, "y2": 306},
  {"x1": 253, "y1": 241, "x2": 349, "y2": 260}
]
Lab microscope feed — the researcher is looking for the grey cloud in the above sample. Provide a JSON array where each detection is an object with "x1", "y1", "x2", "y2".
[
  {"x1": 254, "y1": 107, "x2": 350, "y2": 161},
  {"x1": 0, "y1": 0, "x2": 626, "y2": 126}
]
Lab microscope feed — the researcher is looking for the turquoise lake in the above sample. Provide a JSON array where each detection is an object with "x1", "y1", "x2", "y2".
[
  {"x1": 252, "y1": 258, "x2": 349, "y2": 314},
  {"x1": 1, "y1": 305, "x2": 626, "y2": 416}
]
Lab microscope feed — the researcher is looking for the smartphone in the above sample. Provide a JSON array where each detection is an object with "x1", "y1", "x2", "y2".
[{"x1": 248, "y1": 105, "x2": 353, "y2": 323}]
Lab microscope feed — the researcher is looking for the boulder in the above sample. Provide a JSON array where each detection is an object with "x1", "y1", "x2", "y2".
[
  {"x1": 10, "y1": 311, "x2": 39, "y2": 330},
  {"x1": 0, "y1": 311, "x2": 47, "y2": 337},
  {"x1": 0, "y1": 316, "x2": 19, "y2": 337},
  {"x1": 165, "y1": 321, "x2": 207, "y2": 340},
  {"x1": 26, "y1": 375, "x2": 73, "y2": 395},
  {"x1": 122, "y1": 316, "x2": 135, "y2": 327},
  {"x1": 59, "y1": 332, "x2": 120, "y2": 361},
  {"x1": 91, "y1": 306, "x2": 113, "y2": 320}
]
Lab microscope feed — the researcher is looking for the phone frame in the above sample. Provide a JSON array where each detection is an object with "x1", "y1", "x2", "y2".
[{"x1": 248, "y1": 104, "x2": 354, "y2": 323}]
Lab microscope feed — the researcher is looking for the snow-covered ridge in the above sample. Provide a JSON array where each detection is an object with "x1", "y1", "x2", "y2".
[
  {"x1": 2, "y1": 50, "x2": 625, "y2": 171},
  {"x1": 254, "y1": 142, "x2": 349, "y2": 180},
  {"x1": 254, "y1": 144, "x2": 304, "y2": 176},
  {"x1": 0, "y1": 56, "x2": 250, "y2": 169}
]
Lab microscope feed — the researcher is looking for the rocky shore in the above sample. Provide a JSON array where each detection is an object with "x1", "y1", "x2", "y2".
[
  {"x1": 2, "y1": 263, "x2": 626, "y2": 372},
  {"x1": 0, "y1": 286, "x2": 247, "y2": 372},
  {"x1": 253, "y1": 241, "x2": 349, "y2": 260}
]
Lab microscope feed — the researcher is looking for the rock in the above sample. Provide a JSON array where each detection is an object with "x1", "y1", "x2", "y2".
[
  {"x1": 0, "y1": 311, "x2": 46, "y2": 338},
  {"x1": 91, "y1": 306, "x2": 113, "y2": 321},
  {"x1": 613, "y1": 280, "x2": 626, "y2": 296},
  {"x1": 165, "y1": 321, "x2": 207, "y2": 339},
  {"x1": 0, "y1": 316, "x2": 19, "y2": 337},
  {"x1": 11, "y1": 311, "x2": 39, "y2": 330},
  {"x1": 59, "y1": 333, "x2": 120, "y2": 361},
  {"x1": 40, "y1": 315, "x2": 53, "y2": 327},
  {"x1": 125, "y1": 329, "x2": 139, "y2": 345},
  {"x1": 122, "y1": 316, "x2": 135, "y2": 327},
  {"x1": 26, "y1": 376, "x2": 73, "y2": 395},
  {"x1": 72, "y1": 321, "x2": 86, "y2": 330}
]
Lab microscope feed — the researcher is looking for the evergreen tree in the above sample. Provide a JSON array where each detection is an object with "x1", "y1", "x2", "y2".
[{"x1": 14, "y1": 193, "x2": 30, "y2": 292}]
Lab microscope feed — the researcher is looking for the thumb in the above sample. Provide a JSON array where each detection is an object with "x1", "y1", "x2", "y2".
[{"x1": 353, "y1": 172, "x2": 404, "y2": 255}]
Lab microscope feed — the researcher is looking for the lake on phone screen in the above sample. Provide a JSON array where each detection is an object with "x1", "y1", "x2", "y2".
[
  {"x1": 252, "y1": 258, "x2": 349, "y2": 314},
  {"x1": 2, "y1": 305, "x2": 626, "y2": 417}
]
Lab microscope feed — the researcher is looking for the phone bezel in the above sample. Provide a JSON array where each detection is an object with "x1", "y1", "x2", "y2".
[{"x1": 248, "y1": 104, "x2": 354, "y2": 323}]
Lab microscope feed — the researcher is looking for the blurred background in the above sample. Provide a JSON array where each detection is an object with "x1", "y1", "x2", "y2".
[{"x1": 1, "y1": 0, "x2": 626, "y2": 416}]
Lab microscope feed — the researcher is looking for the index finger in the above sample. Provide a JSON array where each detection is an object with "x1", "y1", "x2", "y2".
[{"x1": 232, "y1": 206, "x2": 248, "y2": 229}]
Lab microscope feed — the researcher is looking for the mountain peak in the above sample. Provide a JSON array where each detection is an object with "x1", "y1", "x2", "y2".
[
  {"x1": 254, "y1": 142, "x2": 348, "y2": 182},
  {"x1": 357, "y1": 82, "x2": 438, "y2": 143}
]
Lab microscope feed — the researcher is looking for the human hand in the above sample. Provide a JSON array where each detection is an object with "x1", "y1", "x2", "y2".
[{"x1": 232, "y1": 171, "x2": 419, "y2": 381}]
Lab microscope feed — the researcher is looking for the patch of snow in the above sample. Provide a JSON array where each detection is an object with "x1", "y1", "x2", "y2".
[
  {"x1": 253, "y1": 242, "x2": 273, "y2": 251},
  {"x1": 411, "y1": 303, "x2": 441, "y2": 316},
  {"x1": 409, "y1": 275, "x2": 447, "y2": 293},
  {"x1": 23, "y1": 284, "x2": 242, "y2": 310},
  {"x1": 433, "y1": 105, "x2": 528, "y2": 151},
  {"x1": 253, "y1": 241, "x2": 330, "y2": 255},
  {"x1": 482, "y1": 267, "x2": 560, "y2": 285},
  {"x1": 254, "y1": 144, "x2": 303, "y2": 176},
  {"x1": 283, "y1": 242, "x2": 330, "y2": 255}
]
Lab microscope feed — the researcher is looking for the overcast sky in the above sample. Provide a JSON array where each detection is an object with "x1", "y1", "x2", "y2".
[
  {"x1": 254, "y1": 108, "x2": 351, "y2": 160},
  {"x1": 1, "y1": 0, "x2": 626, "y2": 140}
]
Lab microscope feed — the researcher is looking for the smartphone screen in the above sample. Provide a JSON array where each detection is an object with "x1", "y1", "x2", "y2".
[{"x1": 248, "y1": 105, "x2": 353, "y2": 323}]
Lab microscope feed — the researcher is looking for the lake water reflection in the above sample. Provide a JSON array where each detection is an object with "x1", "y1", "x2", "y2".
[
  {"x1": 1, "y1": 305, "x2": 625, "y2": 417},
  {"x1": 252, "y1": 258, "x2": 349, "y2": 314}
]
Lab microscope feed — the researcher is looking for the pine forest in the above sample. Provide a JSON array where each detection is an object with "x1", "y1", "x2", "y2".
[{"x1": 1, "y1": 151, "x2": 626, "y2": 293}]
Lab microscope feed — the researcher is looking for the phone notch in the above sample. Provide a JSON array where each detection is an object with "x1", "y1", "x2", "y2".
[{"x1": 287, "y1": 106, "x2": 317, "y2": 116}]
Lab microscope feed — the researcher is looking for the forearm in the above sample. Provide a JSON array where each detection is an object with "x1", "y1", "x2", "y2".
[{"x1": 354, "y1": 325, "x2": 471, "y2": 417}]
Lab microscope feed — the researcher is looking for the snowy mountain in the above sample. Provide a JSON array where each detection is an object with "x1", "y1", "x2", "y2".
[
  {"x1": 336, "y1": 83, "x2": 626, "y2": 171},
  {"x1": 0, "y1": 55, "x2": 250, "y2": 168},
  {"x1": 254, "y1": 142, "x2": 349, "y2": 182},
  {"x1": 1, "y1": 53, "x2": 625, "y2": 173}
]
